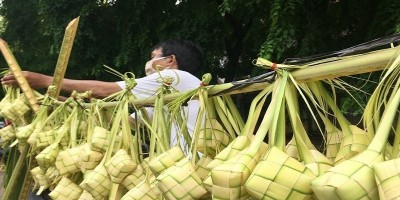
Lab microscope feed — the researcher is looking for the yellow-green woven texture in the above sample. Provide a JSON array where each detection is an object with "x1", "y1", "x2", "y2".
[
  {"x1": 30, "y1": 166, "x2": 47, "y2": 191},
  {"x1": 33, "y1": 166, "x2": 49, "y2": 194},
  {"x1": 325, "y1": 127, "x2": 343, "y2": 162},
  {"x1": 311, "y1": 149, "x2": 383, "y2": 200},
  {"x1": 90, "y1": 126, "x2": 109, "y2": 152},
  {"x1": 55, "y1": 146, "x2": 81, "y2": 176},
  {"x1": 79, "y1": 143, "x2": 104, "y2": 173},
  {"x1": 121, "y1": 180, "x2": 160, "y2": 200},
  {"x1": 36, "y1": 174, "x2": 49, "y2": 193},
  {"x1": 202, "y1": 173, "x2": 213, "y2": 193},
  {"x1": 141, "y1": 157, "x2": 150, "y2": 171},
  {"x1": 30, "y1": 166, "x2": 41, "y2": 190},
  {"x1": 211, "y1": 147, "x2": 261, "y2": 200},
  {"x1": 35, "y1": 143, "x2": 60, "y2": 170},
  {"x1": 27, "y1": 127, "x2": 39, "y2": 146},
  {"x1": 78, "y1": 190, "x2": 95, "y2": 200},
  {"x1": 10, "y1": 97, "x2": 31, "y2": 116},
  {"x1": 0, "y1": 125, "x2": 15, "y2": 142},
  {"x1": 148, "y1": 146, "x2": 185, "y2": 176},
  {"x1": 56, "y1": 125, "x2": 70, "y2": 148},
  {"x1": 373, "y1": 157, "x2": 400, "y2": 199},
  {"x1": 15, "y1": 123, "x2": 34, "y2": 142},
  {"x1": 105, "y1": 149, "x2": 137, "y2": 183},
  {"x1": 48, "y1": 177, "x2": 83, "y2": 200},
  {"x1": 0, "y1": 105, "x2": 17, "y2": 121},
  {"x1": 207, "y1": 135, "x2": 250, "y2": 170},
  {"x1": 334, "y1": 125, "x2": 371, "y2": 164},
  {"x1": 1, "y1": 97, "x2": 31, "y2": 121},
  {"x1": 197, "y1": 119, "x2": 231, "y2": 156},
  {"x1": 80, "y1": 164, "x2": 112, "y2": 199},
  {"x1": 306, "y1": 149, "x2": 334, "y2": 177},
  {"x1": 36, "y1": 129, "x2": 56, "y2": 148},
  {"x1": 195, "y1": 155, "x2": 213, "y2": 181},
  {"x1": 121, "y1": 164, "x2": 146, "y2": 190},
  {"x1": 156, "y1": 157, "x2": 207, "y2": 200},
  {"x1": 245, "y1": 146, "x2": 316, "y2": 200},
  {"x1": 45, "y1": 166, "x2": 58, "y2": 187}
]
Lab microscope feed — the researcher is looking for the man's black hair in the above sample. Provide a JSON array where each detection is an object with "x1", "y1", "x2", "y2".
[{"x1": 152, "y1": 39, "x2": 204, "y2": 75}]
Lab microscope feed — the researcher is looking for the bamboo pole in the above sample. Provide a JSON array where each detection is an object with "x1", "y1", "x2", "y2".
[
  {"x1": 290, "y1": 47, "x2": 399, "y2": 82},
  {"x1": 96, "y1": 46, "x2": 399, "y2": 108}
]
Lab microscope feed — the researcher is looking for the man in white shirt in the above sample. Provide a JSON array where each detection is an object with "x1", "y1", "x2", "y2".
[{"x1": 1, "y1": 39, "x2": 204, "y2": 149}]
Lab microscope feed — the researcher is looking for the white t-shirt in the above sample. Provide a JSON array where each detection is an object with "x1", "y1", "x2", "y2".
[{"x1": 116, "y1": 69, "x2": 201, "y2": 153}]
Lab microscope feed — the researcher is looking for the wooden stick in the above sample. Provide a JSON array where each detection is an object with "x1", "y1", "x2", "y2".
[
  {"x1": 49, "y1": 17, "x2": 80, "y2": 98},
  {"x1": 0, "y1": 39, "x2": 39, "y2": 112}
]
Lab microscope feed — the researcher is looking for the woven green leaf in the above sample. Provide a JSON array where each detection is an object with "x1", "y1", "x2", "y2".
[
  {"x1": 121, "y1": 180, "x2": 159, "y2": 200},
  {"x1": 80, "y1": 164, "x2": 112, "y2": 199},
  {"x1": 246, "y1": 147, "x2": 316, "y2": 199},
  {"x1": 49, "y1": 177, "x2": 83, "y2": 200},
  {"x1": 157, "y1": 158, "x2": 207, "y2": 200},
  {"x1": 55, "y1": 146, "x2": 81, "y2": 176},
  {"x1": 79, "y1": 144, "x2": 104, "y2": 173},
  {"x1": 148, "y1": 146, "x2": 185, "y2": 176},
  {"x1": 373, "y1": 157, "x2": 400, "y2": 199},
  {"x1": 105, "y1": 149, "x2": 137, "y2": 183}
]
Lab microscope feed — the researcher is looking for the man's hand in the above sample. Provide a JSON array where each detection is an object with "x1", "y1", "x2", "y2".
[
  {"x1": 1, "y1": 70, "x2": 122, "y2": 98},
  {"x1": 1, "y1": 71, "x2": 52, "y2": 89}
]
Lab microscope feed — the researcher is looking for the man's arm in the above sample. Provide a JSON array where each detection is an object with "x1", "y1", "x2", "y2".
[
  {"x1": 61, "y1": 78, "x2": 122, "y2": 98},
  {"x1": 1, "y1": 71, "x2": 122, "y2": 98}
]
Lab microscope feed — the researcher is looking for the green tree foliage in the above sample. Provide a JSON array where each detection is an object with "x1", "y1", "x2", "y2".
[
  {"x1": 0, "y1": 0, "x2": 400, "y2": 112},
  {"x1": 0, "y1": 16, "x2": 4, "y2": 34}
]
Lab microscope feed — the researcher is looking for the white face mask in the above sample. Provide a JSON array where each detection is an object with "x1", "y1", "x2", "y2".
[
  {"x1": 145, "y1": 60, "x2": 156, "y2": 76},
  {"x1": 144, "y1": 56, "x2": 171, "y2": 75}
]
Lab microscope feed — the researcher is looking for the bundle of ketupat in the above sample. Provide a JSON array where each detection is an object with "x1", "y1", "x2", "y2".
[
  {"x1": 311, "y1": 47, "x2": 400, "y2": 200},
  {"x1": 204, "y1": 60, "x2": 305, "y2": 200},
  {"x1": 3, "y1": 37, "x2": 400, "y2": 200}
]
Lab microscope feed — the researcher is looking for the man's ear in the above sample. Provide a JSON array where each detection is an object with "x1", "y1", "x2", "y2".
[{"x1": 168, "y1": 55, "x2": 178, "y2": 68}]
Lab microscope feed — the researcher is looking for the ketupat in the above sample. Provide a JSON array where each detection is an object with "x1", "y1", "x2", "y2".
[
  {"x1": 48, "y1": 177, "x2": 83, "y2": 200},
  {"x1": 121, "y1": 180, "x2": 159, "y2": 200},
  {"x1": 80, "y1": 163, "x2": 112, "y2": 199},
  {"x1": 55, "y1": 146, "x2": 82, "y2": 176},
  {"x1": 148, "y1": 146, "x2": 185, "y2": 177},
  {"x1": 105, "y1": 149, "x2": 137, "y2": 183},
  {"x1": 156, "y1": 158, "x2": 207, "y2": 200}
]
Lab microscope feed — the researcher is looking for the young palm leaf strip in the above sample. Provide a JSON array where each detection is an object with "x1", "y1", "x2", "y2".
[
  {"x1": 244, "y1": 69, "x2": 317, "y2": 199},
  {"x1": 307, "y1": 81, "x2": 371, "y2": 164},
  {"x1": 206, "y1": 83, "x2": 272, "y2": 170},
  {"x1": 285, "y1": 83, "x2": 334, "y2": 177}
]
